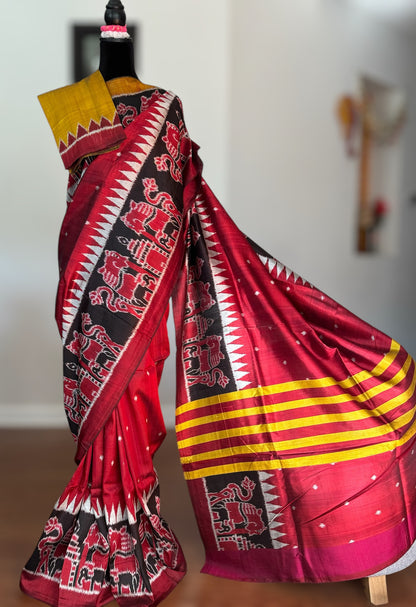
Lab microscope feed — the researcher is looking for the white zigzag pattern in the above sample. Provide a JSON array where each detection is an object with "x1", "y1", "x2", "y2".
[
  {"x1": 56, "y1": 494, "x2": 146, "y2": 525},
  {"x1": 257, "y1": 254, "x2": 309, "y2": 286},
  {"x1": 196, "y1": 197, "x2": 251, "y2": 390},
  {"x1": 61, "y1": 91, "x2": 176, "y2": 342},
  {"x1": 258, "y1": 471, "x2": 288, "y2": 549}
]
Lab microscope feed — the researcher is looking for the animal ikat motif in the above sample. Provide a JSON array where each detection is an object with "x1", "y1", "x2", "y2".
[
  {"x1": 57, "y1": 89, "x2": 189, "y2": 456},
  {"x1": 23, "y1": 486, "x2": 182, "y2": 604},
  {"x1": 204, "y1": 473, "x2": 282, "y2": 551}
]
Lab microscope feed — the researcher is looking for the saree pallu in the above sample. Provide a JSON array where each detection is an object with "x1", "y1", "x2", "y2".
[
  {"x1": 173, "y1": 174, "x2": 416, "y2": 582},
  {"x1": 21, "y1": 72, "x2": 416, "y2": 605}
]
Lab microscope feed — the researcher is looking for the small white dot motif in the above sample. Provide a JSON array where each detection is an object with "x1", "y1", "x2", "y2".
[
  {"x1": 111, "y1": 460, "x2": 115, "y2": 466},
  {"x1": 128, "y1": 493, "x2": 131, "y2": 499},
  {"x1": 86, "y1": 221, "x2": 90, "y2": 225},
  {"x1": 158, "y1": 432, "x2": 163, "y2": 437},
  {"x1": 134, "y1": 396, "x2": 138, "y2": 401},
  {"x1": 99, "y1": 455, "x2": 104, "y2": 461},
  {"x1": 214, "y1": 207, "x2": 218, "y2": 211},
  {"x1": 247, "y1": 259, "x2": 251, "y2": 264},
  {"x1": 351, "y1": 358, "x2": 356, "y2": 362},
  {"x1": 371, "y1": 335, "x2": 375, "y2": 341},
  {"x1": 95, "y1": 185, "x2": 100, "y2": 191},
  {"x1": 375, "y1": 510, "x2": 381, "y2": 515},
  {"x1": 293, "y1": 545, "x2": 298, "y2": 549},
  {"x1": 319, "y1": 523, "x2": 326, "y2": 528},
  {"x1": 301, "y1": 331, "x2": 307, "y2": 336},
  {"x1": 271, "y1": 280, "x2": 275, "y2": 284},
  {"x1": 118, "y1": 436, "x2": 122, "y2": 441},
  {"x1": 286, "y1": 286, "x2": 291, "y2": 291},
  {"x1": 146, "y1": 446, "x2": 150, "y2": 451},
  {"x1": 402, "y1": 518, "x2": 406, "y2": 522},
  {"x1": 238, "y1": 278, "x2": 241, "y2": 283},
  {"x1": 126, "y1": 426, "x2": 129, "y2": 431},
  {"x1": 349, "y1": 540, "x2": 355, "y2": 544},
  {"x1": 344, "y1": 501, "x2": 350, "y2": 506},
  {"x1": 283, "y1": 360, "x2": 287, "y2": 365},
  {"x1": 255, "y1": 291, "x2": 260, "y2": 296},
  {"x1": 117, "y1": 152, "x2": 121, "y2": 157},
  {"x1": 334, "y1": 324, "x2": 338, "y2": 329},
  {"x1": 313, "y1": 484, "x2": 319, "y2": 490},
  {"x1": 321, "y1": 296, "x2": 325, "y2": 301},
  {"x1": 396, "y1": 482, "x2": 400, "y2": 487},
  {"x1": 371, "y1": 475, "x2": 377, "y2": 481},
  {"x1": 296, "y1": 340, "x2": 300, "y2": 345},
  {"x1": 255, "y1": 347, "x2": 260, "y2": 352}
]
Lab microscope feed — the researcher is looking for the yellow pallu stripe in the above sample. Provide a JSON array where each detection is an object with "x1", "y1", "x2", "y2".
[
  {"x1": 179, "y1": 365, "x2": 416, "y2": 453},
  {"x1": 182, "y1": 417, "x2": 416, "y2": 480},
  {"x1": 180, "y1": 397, "x2": 416, "y2": 465},
  {"x1": 176, "y1": 339, "x2": 401, "y2": 419},
  {"x1": 176, "y1": 342, "x2": 416, "y2": 480},
  {"x1": 182, "y1": 405, "x2": 416, "y2": 480},
  {"x1": 176, "y1": 350, "x2": 413, "y2": 437}
]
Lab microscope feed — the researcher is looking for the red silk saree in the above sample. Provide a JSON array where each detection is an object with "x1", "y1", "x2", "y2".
[{"x1": 21, "y1": 72, "x2": 416, "y2": 606}]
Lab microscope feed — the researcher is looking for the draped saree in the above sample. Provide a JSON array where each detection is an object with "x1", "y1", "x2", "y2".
[{"x1": 21, "y1": 71, "x2": 416, "y2": 606}]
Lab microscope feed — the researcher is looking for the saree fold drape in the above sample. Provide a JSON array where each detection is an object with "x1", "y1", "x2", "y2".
[
  {"x1": 21, "y1": 309, "x2": 186, "y2": 607},
  {"x1": 21, "y1": 71, "x2": 416, "y2": 606}
]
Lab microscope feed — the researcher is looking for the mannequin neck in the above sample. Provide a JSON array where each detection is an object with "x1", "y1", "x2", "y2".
[{"x1": 99, "y1": 38, "x2": 138, "y2": 81}]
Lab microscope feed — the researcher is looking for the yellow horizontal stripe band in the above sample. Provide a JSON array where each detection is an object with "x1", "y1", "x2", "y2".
[
  {"x1": 177, "y1": 364, "x2": 416, "y2": 451},
  {"x1": 180, "y1": 405, "x2": 416, "y2": 466},
  {"x1": 176, "y1": 354, "x2": 413, "y2": 435},
  {"x1": 182, "y1": 411, "x2": 416, "y2": 480},
  {"x1": 176, "y1": 339, "x2": 400, "y2": 417}
]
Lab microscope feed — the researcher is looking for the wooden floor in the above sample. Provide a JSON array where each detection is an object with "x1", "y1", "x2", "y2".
[{"x1": 2, "y1": 429, "x2": 416, "y2": 607}]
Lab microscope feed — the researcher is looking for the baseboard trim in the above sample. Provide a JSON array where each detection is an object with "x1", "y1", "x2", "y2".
[{"x1": 0, "y1": 403, "x2": 176, "y2": 429}]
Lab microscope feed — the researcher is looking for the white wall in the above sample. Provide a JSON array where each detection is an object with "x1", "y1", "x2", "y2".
[
  {"x1": 1, "y1": 0, "x2": 415, "y2": 427},
  {"x1": 228, "y1": 0, "x2": 416, "y2": 354}
]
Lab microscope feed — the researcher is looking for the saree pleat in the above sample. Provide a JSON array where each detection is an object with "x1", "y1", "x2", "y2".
[{"x1": 21, "y1": 319, "x2": 186, "y2": 607}]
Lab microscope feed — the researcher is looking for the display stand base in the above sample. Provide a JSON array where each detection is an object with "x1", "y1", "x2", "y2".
[{"x1": 363, "y1": 575, "x2": 388, "y2": 605}]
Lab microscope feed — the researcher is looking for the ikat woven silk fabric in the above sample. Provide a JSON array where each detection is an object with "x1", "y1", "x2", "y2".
[{"x1": 21, "y1": 72, "x2": 416, "y2": 606}]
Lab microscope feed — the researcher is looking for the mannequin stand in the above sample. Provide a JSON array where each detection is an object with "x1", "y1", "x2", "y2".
[{"x1": 364, "y1": 575, "x2": 388, "y2": 605}]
